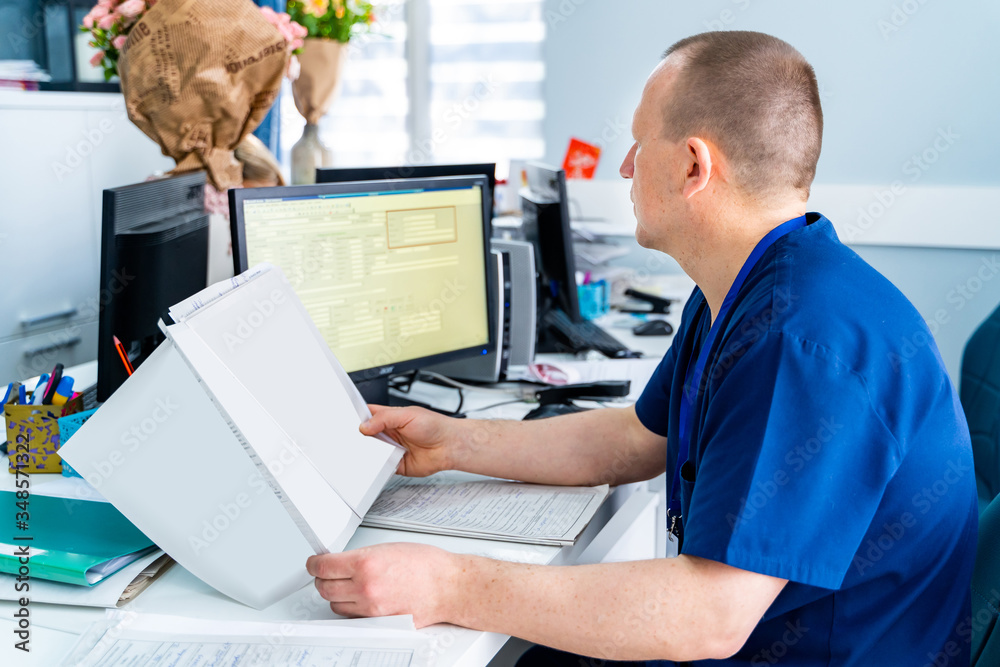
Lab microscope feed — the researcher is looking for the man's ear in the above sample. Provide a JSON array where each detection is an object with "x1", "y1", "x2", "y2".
[{"x1": 682, "y1": 137, "x2": 713, "y2": 199}]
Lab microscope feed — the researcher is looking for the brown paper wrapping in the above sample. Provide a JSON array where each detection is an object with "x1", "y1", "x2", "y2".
[
  {"x1": 291, "y1": 38, "x2": 346, "y2": 126},
  {"x1": 118, "y1": 0, "x2": 290, "y2": 190}
]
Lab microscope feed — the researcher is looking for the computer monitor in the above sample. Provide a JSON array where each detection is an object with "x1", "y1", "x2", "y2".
[
  {"x1": 520, "y1": 162, "x2": 580, "y2": 321},
  {"x1": 97, "y1": 172, "x2": 210, "y2": 402},
  {"x1": 316, "y1": 163, "x2": 496, "y2": 219},
  {"x1": 229, "y1": 175, "x2": 496, "y2": 404}
]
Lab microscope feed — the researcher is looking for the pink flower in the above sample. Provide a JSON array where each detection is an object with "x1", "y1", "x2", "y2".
[
  {"x1": 90, "y1": 5, "x2": 109, "y2": 19},
  {"x1": 97, "y1": 0, "x2": 114, "y2": 8},
  {"x1": 117, "y1": 0, "x2": 144, "y2": 18},
  {"x1": 90, "y1": 51, "x2": 105, "y2": 67},
  {"x1": 82, "y1": 12, "x2": 95, "y2": 28},
  {"x1": 260, "y1": 7, "x2": 306, "y2": 52},
  {"x1": 112, "y1": 34, "x2": 128, "y2": 49},
  {"x1": 97, "y1": 12, "x2": 118, "y2": 30}
]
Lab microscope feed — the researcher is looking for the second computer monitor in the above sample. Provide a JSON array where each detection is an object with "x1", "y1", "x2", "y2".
[
  {"x1": 229, "y1": 176, "x2": 495, "y2": 403},
  {"x1": 520, "y1": 162, "x2": 581, "y2": 322}
]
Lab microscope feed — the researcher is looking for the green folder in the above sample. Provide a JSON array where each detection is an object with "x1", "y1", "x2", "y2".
[{"x1": 0, "y1": 491, "x2": 155, "y2": 587}]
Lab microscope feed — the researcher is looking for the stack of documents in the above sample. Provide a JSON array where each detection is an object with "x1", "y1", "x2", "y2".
[
  {"x1": 0, "y1": 60, "x2": 51, "y2": 82},
  {"x1": 62, "y1": 611, "x2": 432, "y2": 667},
  {"x1": 60, "y1": 265, "x2": 403, "y2": 609},
  {"x1": 362, "y1": 472, "x2": 610, "y2": 546},
  {"x1": 0, "y1": 491, "x2": 156, "y2": 586}
]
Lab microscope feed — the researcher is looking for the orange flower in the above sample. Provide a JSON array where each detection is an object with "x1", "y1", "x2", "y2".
[{"x1": 303, "y1": 0, "x2": 329, "y2": 17}]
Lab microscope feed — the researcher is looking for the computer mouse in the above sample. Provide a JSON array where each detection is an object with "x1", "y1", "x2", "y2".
[{"x1": 632, "y1": 319, "x2": 673, "y2": 336}]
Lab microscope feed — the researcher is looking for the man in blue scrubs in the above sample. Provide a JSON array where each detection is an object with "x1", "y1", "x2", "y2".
[{"x1": 306, "y1": 31, "x2": 977, "y2": 665}]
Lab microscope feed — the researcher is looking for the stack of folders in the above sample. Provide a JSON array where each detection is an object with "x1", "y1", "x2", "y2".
[
  {"x1": 362, "y1": 472, "x2": 610, "y2": 547},
  {"x1": 0, "y1": 491, "x2": 174, "y2": 607},
  {"x1": 60, "y1": 264, "x2": 403, "y2": 609}
]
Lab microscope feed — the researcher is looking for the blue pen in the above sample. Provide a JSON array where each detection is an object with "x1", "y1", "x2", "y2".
[
  {"x1": 31, "y1": 374, "x2": 49, "y2": 405},
  {"x1": 1, "y1": 383, "x2": 12, "y2": 405},
  {"x1": 18, "y1": 385, "x2": 27, "y2": 405}
]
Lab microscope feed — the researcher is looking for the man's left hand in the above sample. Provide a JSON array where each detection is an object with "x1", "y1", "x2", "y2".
[{"x1": 306, "y1": 543, "x2": 459, "y2": 628}]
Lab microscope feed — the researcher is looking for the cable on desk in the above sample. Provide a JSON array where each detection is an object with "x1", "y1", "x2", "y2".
[
  {"x1": 416, "y1": 371, "x2": 524, "y2": 395},
  {"x1": 458, "y1": 398, "x2": 528, "y2": 417},
  {"x1": 388, "y1": 370, "x2": 465, "y2": 416}
]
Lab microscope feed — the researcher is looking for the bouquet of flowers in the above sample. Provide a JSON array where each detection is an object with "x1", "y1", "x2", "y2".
[
  {"x1": 83, "y1": 0, "x2": 307, "y2": 81},
  {"x1": 80, "y1": 0, "x2": 307, "y2": 190},
  {"x1": 285, "y1": 0, "x2": 376, "y2": 42}
]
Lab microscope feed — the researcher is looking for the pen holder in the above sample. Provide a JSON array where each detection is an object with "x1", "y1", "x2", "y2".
[
  {"x1": 57, "y1": 408, "x2": 99, "y2": 478},
  {"x1": 5, "y1": 395, "x2": 83, "y2": 474},
  {"x1": 577, "y1": 280, "x2": 609, "y2": 320}
]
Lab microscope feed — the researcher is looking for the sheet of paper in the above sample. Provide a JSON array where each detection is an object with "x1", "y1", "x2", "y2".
[
  {"x1": 0, "y1": 551, "x2": 166, "y2": 608},
  {"x1": 166, "y1": 322, "x2": 358, "y2": 556},
  {"x1": 62, "y1": 611, "x2": 430, "y2": 667},
  {"x1": 168, "y1": 263, "x2": 273, "y2": 322},
  {"x1": 362, "y1": 472, "x2": 610, "y2": 546},
  {"x1": 59, "y1": 342, "x2": 317, "y2": 610},
  {"x1": 176, "y1": 266, "x2": 402, "y2": 516},
  {"x1": 0, "y1": 474, "x2": 108, "y2": 503}
]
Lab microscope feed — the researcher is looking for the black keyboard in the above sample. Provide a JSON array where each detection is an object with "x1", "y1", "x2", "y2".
[{"x1": 541, "y1": 309, "x2": 641, "y2": 359}]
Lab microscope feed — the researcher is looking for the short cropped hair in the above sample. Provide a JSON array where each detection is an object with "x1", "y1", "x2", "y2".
[{"x1": 663, "y1": 31, "x2": 823, "y2": 198}]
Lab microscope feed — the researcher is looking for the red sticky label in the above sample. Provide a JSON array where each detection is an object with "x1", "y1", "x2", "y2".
[{"x1": 562, "y1": 137, "x2": 601, "y2": 179}]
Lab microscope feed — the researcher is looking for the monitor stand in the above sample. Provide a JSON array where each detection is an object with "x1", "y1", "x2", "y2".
[
  {"x1": 354, "y1": 374, "x2": 460, "y2": 415},
  {"x1": 355, "y1": 376, "x2": 391, "y2": 406}
]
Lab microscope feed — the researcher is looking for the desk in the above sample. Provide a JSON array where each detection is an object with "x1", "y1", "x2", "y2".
[{"x1": 0, "y1": 318, "x2": 677, "y2": 667}]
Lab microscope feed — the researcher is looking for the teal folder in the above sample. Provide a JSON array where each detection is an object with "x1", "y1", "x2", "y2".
[{"x1": 0, "y1": 492, "x2": 155, "y2": 586}]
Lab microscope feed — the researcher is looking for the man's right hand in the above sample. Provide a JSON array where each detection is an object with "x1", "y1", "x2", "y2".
[{"x1": 360, "y1": 404, "x2": 456, "y2": 477}]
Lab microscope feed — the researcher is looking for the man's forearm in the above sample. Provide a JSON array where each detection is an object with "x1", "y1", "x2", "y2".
[
  {"x1": 447, "y1": 406, "x2": 665, "y2": 487},
  {"x1": 441, "y1": 554, "x2": 782, "y2": 662}
]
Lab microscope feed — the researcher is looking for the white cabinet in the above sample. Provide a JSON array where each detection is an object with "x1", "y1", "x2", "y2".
[{"x1": 0, "y1": 91, "x2": 174, "y2": 381}]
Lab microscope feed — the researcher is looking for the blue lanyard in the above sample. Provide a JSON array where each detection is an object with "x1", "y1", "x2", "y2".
[{"x1": 668, "y1": 215, "x2": 808, "y2": 540}]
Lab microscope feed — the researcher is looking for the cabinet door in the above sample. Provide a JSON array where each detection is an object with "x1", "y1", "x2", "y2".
[
  {"x1": 0, "y1": 320, "x2": 97, "y2": 381},
  {"x1": 0, "y1": 107, "x2": 98, "y2": 343}
]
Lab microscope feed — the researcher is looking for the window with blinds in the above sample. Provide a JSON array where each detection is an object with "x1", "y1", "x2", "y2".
[
  {"x1": 427, "y1": 0, "x2": 545, "y2": 180},
  {"x1": 279, "y1": 0, "x2": 545, "y2": 180}
]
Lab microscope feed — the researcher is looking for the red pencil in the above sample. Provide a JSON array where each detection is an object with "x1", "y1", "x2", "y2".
[{"x1": 113, "y1": 335, "x2": 135, "y2": 376}]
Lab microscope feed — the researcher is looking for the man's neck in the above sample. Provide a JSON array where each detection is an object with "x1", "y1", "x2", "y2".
[{"x1": 684, "y1": 205, "x2": 806, "y2": 323}]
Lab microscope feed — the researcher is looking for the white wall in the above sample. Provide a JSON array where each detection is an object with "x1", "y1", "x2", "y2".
[
  {"x1": 542, "y1": 0, "x2": 1000, "y2": 185},
  {"x1": 542, "y1": 0, "x2": 1000, "y2": 385}
]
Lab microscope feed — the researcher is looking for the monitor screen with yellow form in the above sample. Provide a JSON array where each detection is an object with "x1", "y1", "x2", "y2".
[{"x1": 229, "y1": 176, "x2": 495, "y2": 403}]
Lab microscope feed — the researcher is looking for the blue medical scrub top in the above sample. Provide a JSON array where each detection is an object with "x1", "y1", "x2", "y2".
[{"x1": 636, "y1": 214, "x2": 977, "y2": 666}]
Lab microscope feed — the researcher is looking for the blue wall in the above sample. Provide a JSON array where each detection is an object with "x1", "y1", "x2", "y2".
[{"x1": 541, "y1": 0, "x2": 1000, "y2": 384}]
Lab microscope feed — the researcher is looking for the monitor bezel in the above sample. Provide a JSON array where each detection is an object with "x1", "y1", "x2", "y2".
[
  {"x1": 228, "y1": 175, "x2": 497, "y2": 385},
  {"x1": 315, "y1": 163, "x2": 496, "y2": 217}
]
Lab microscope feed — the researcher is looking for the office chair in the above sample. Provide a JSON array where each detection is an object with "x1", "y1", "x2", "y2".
[
  {"x1": 971, "y1": 493, "x2": 1000, "y2": 665},
  {"x1": 960, "y1": 303, "x2": 1000, "y2": 513}
]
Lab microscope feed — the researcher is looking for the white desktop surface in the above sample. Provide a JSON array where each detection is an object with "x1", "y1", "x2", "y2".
[{"x1": 1, "y1": 316, "x2": 677, "y2": 667}]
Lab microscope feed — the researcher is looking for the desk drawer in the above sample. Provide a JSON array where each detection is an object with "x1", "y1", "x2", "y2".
[{"x1": 0, "y1": 321, "x2": 97, "y2": 382}]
